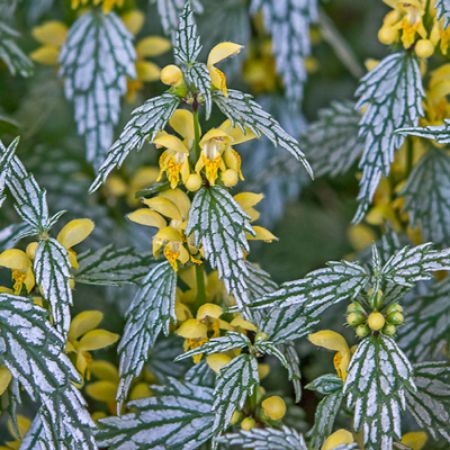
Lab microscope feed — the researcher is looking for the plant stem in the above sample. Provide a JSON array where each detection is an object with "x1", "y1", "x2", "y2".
[
  {"x1": 193, "y1": 107, "x2": 201, "y2": 162},
  {"x1": 405, "y1": 138, "x2": 414, "y2": 178},
  {"x1": 194, "y1": 264, "x2": 206, "y2": 312}
]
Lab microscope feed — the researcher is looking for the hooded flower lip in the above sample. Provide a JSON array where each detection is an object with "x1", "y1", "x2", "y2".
[
  {"x1": 30, "y1": 21, "x2": 68, "y2": 65},
  {"x1": 0, "y1": 249, "x2": 35, "y2": 294}
]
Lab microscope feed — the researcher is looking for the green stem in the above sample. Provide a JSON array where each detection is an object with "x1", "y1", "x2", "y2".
[
  {"x1": 194, "y1": 264, "x2": 206, "y2": 312},
  {"x1": 405, "y1": 138, "x2": 414, "y2": 178},
  {"x1": 193, "y1": 105, "x2": 202, "y2": 162}
]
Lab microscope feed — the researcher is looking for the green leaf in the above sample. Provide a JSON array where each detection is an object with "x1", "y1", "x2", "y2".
[
  {"x1": 283, "y1": 343, "x2": 302, "y2": 402},
  {"x1": 401, "y1": 149, "x2": 450, "y2": 245},
  {"x1": 0, "y1": 293, "x2": 96, "y2": 449},
  {"x1": 97, "y1": 378, "x2": 216, "y2": 449},
  {"x1": 173, "y1": 1, "x2": 202, "y2": 64},
  {"x1": 212, "y1": 89, "x2": 313, "y2": 176},
  {"x1": 19, "y1": 415, "x2": 46, "y2": 450},
  {"x1": 245, "y1": 261, "x2": 278, "y2": 299},
  {"x1": 406, "y1": 361, "x2": 450, "y2": 442},
  {"x1": 76, "y1": 244, "x2": 153, "y2": 286},
  {"x1": 60, "y1": 11, "x2": 136, "y2": 168},
  {"x1": 353, "y1": 52, "x2": 424, "y2": 222},
  {"x1": 186, "y1": 186, "x2": 254, "y2": 309},
  {"x1": 213, "y1": 353, "x2": 259, "y2": 431},
  {"x1": 0, "y1": 21, "x2": 33, "y2": 77},
  {"x1": 0, "y1": 137, "x2": 17, "y2": 207},
  {"x1": 147, "y1": 336, "x2": 188, "y2": 381},
  {"x1": 254, "y1": 340, "x2": 289, "y2": 368},
  {"x1": 90, "y1": 92, "x2": 180, "y2": 192},
  {"x1": 435, "y1": 0, "x2": 450, "y2": 27},
  {"x1": 185, "y1": 62, "x2": 212, "y2": 119},
  {"x1": 221, "y1": 425, "x2": 308, "y2": 449},
  {"x1": 250, "y1": 0, "x2": 317, "y2": 105},
  {"x1": 116, "y1": 261, "x2": 177, "y2": 408},
  {"x1": 302, "y1": 101, "x2": 363, "y2": 177},
  {"x1": 305, "y1": 374, "x2": 343, "y2": 395},
  {"x1": 33, "y1": 238, "x2": 73, "y2": 337},
  {"x1": 343, "y1": 335, "x2": 415, "y2": 450},
  {"x1": 397, "y1": 119, "x2": 450, "y2": 144}
]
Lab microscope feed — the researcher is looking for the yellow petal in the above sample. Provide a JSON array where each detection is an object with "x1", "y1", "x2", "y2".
[
  {"x1": 199, "y1": 128, "x2": 231, "y2": 147},
  {"x1": 0, "y1": 249, "x2": 31, "y2": 271},
  {"x1": 7, "y1": 414, "x2": 31, "y2": 440},
  {"x1": 219, "y1": 119, "x2": 257, "y2": 144},
  {"x1": 30, "y1": 45, "x2": 60, "y2": 65},
  {"x1": 90, "y1": 360, "x2": 119, "y2": 382},
  {"x1": 69, "y1": 310, "x2": 104, "y2": 341},
  {"x1": 230, "y1": 315, "x2": 257, "y2": 332},
  {"x1": 32, "y1": 21, "x2": 68, "y2": 46},
  {"x1": 77, "y1": 329, "x2": 119, "y2": 352},
  {"x1": 234, "y1": 192, "x2": 264, "y2": 209},
  {"x1": 128, "y1": 208, "x2": 167, "y2": 228},
  {"x1": 401, "y1": 432, "x2": 428, "y2": 450},
  {"x1": 248, "y1": 226, "x2": 278, "y2": 242},
  {"x1": 169, "y1": 109, "x2": 195, "y2": 144},
  {"x1": 129, "y1": 382, "x2": 152, "y2": 400},
  {"x1": 207, "y1": 42, "x2": 243, "y2": 66},
  {"x1": 26, "y1": 242, "x2": 38, "y2": 260},
  {"x1": 24, "y1": 268, "x2": 35, "y2": 293},
  {"x1": 0, "y1": 367, "x2": 12, "y2": 396},
  {"x1": 153, "y1": 134, "x2": 189, "y2": 154},
  {"x1": 85, "y1": 380, "x2": 117, "y2": 403},
  {"x1": 158, "y1": 189, "x2": 191, "y2": 220},
  {"x1": 143, "y1": 197, "x2": 182, "y2": 221},
  {"x1": 321, "y1": 429, "x2": 354, "y2": 450},
  {"x1": 175, "y1": 319, "x2": 207, "y2": 339},
  {"x1": 206, "y1": 353, "x2": 232, "y2": 373},
  {"x1": 197, "y1": 303, "x2": 223, "y2": 320},
  {"x1": 209, "y1": 66, "x2": 228, "y2": 95},
  {"x1": 347, "y1": 224, "x2": 376, "y2": 252},
  {"x1": 153, "y1": 227, "x2": 183, "y2": 256},
  {"x1": 129, "y1": 166, "x2": 160, "y2": 191},
  {"x1": 57, "y1": 218, "x2": 95, "y2": 249},
  {"x1": 121, "y1": 10, "x2": 145, "y2": 35},
  {"x1": 136, "y1": 36, "x2": 171, "y2": 58},
  {"x1": 136, "y1": 61, "x2": 161, "y2": 82}
]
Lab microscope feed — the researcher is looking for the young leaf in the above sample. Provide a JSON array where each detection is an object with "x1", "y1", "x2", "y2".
[
  {"x1": 397, "y1": 119, "x2": 450, "y2": 144},
  {"x1": 435, "y1": 0, "x2": 450, "y2": 27},
  {"x1": 33, "y1": 238, "x2": 73, "y2": 337},
  {"x1": 186, "y1": 186, "x2": 254, "y2": 309},
  {"x1": 0, "y1": 294, "x2": 96, "y2": 449},
  {"x1": 306, "y1": 374, "x2": 343, "y2": 396},
  {"x1": 401, "y1": 149, "x2": 450, "y2": 245},
  {"x1": 213, "y1": 353, "x2": 259, "y2": 431},
  {"x1": 344, "y1": 335, "x2": 415, "y2": 450},
  {"x1": 254, "y1": 340, "x2": 289, "y2": 368},
  {"x1": 19, "y1": 414, "x2": 46, "y2": 450},
  {"x1": 302, "y1": 101, "x2": 363, "y2": 177},
  {"x1": 89, "y1": 92, "x2": 180, "y2": 192},
  {"x1": 212, "y1": 89, "x2": 313, "y2": 176},
  {"x1": 0, "y1": 137, "x2": 17, "y2": 207},
  {"x1": 116, "y1": 261, "x2": 177, "y2": 407},
  {"x1": 185, "y1": 62, "x2": 213, "y2": 119},
  {"x1": 283, "y1": 343, "x2": 302, "y2": 402},
  {"x1": 173, "y1": 1, "x2": 202, "y2": 65},
  {"x1": 221, "y1": 425, "x2": 308, "y2": 450},
  {"x1": 97, "y1": 379, "x2": 216, "y2": 450},
  {"x1": 0, "y1": 21, "x2": 33, "y2": 77},
  {"x1": 76, "y1": 244, "x2": 153, "y2": 286},
  {"x1": 406, "y1": 361, "x2": 450, "y2": 441},
  {"x1": 250, "y1": 0, "x2": 318, "y2": 106},
  {"x1": 353, "y1": 52, "x2": 424, "y2": 222},
  {"x1": 59, "y1": 11, "x2": 136, "y2": 167}
]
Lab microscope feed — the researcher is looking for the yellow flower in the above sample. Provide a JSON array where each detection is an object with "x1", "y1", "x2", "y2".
[
  {"x1": 71, "y1": 0, "x2": 124, "y2": 14},
  {"x1": 30, "y1": 21, "x2": 68, "y2": 65},
  {"x1": 347, "y1": 224, "x2": 376, "y2": 252},
  {"x1": 308, "y1": 330, "x2": 351, "y2": 381},
  {"x1": 207, "y1": 42, "x2": 243, "y2": 96},
  {"x1": 401, "y1": 431, "x2": 428, "y2": 450},
  {"x1": 0, "y1": 366, "x2": 12, "y2": 396},
  {"x1": 423, "y1": 64, "x2": 450, "y2": 126},
  {"x1": 66, "y1": 310, "x2": 119, "y2": 379},
  {"x1": 0, "y1": 415, "x2": 31, "y2": 450},
  {"x1": 321, "y1": 429, "x2": 354, "y2": 450},
  {"x1": 0, "y1": 249, "x2": 35, "y2": 294}
]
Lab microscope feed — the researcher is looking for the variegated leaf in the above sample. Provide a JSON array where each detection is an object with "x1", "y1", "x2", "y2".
[
  {"x1": 19, "y1": 414, "x2": 47, "y2": 450},
  {"x1": 59, "y1": 11, "x2": 136, "y2": 167},
  {"x1": 406, "y1": 361, "x2": 450, "y2": 441},
  {"x1": 354, "y1": 52, "x2": 424, "y2": 222},
  {"x1": 302, "y1": 101, "x2": 363, "y2": 177},
  {"x1": 184, "y1": 360, "x2": 215, "y2": 388},
  {"x1": 147, "y1": 336, "x2": 187, "y2": 381},
  {"x1": 33, "y1": 238, "x2": 72, "y2": 337},
  {"x1": 76, "y1": 244, "x2": 153, "y2": 286},
  {"x1": 173, "y1": 1, "x2": 202, "y2": 64},
  {"x1": 254, "y1": 340, "x2": 288, "y2": 368},
  {"x1": 213, "y1": 353, "x2": 259, "y2": 431},
  {"x1": 306, "y1": 373, "x2": 343, "y2": 395},
  {"x1": 221, "y1": 425, "x2": 307, "y2": 449},
  {"x1": 185, "y1": 62, "x2": 212, "y2": 119},
  {"x1": 397, "y1": 119, "x2": 450, "y2": 144},
  {"x1": 212, "y1": 89, "x2": 313, "y2": 176},
  {"x1": 0, "y1": 294, "x2": 96, "y2": 449},
  {"x1": 436, "y1": 0, "x2": 450, "y2": 27},
  {"x1": 283, "y1": 343, "x2": 302, "y2": 402},
  {"x1": 0, "y1": 137, "x2": 17, "y2": 207},
  {"x1": 0, "y1": 21, "x2": 33, "y2": 77},
  {"x1": 245, "y1": 261, "x2": 278, "y2": 299},
  {"x1": 117, "y1": 261, "x2": 177, "y2": 408},
  {"x1": 402, "y1": 149, "x2": 450, "y2": 245},
  {"x1": 344, "y1": 335, "x2": 415, "y2": 450},
  {"x1": 250, "y1": 0, "x2": 318, "y2": 105},
  {"x1": 186, "y1": 186, "x2": 254, "y2": 309},
  {"x1": 97, "y1": 378, "x2": 216, "y2": 450},
  {"x1": 90, "y1": 92, "x2": 180, "y2": 192}
]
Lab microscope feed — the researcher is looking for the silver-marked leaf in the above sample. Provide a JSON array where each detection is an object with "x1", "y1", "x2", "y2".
[
  {"x1": 59, "y1": 11, "x2": 136, "y2": 167},
  {"x1": 250, "y1": 0, "x2": 317, "y2": 106},
  {"x1": 306, "y1": 391, "x2": 343, "y2": 449},
  {"x1": 117, "y1": 261, "x2": 176, "y2": 408},
  {"x1": 147, "y1": 336, "x2": 187, "y2": 381},
  {"x1": 302, "y1": 101, "x2": 363, "y2": 177},
  {"x1": 0, "y1": 21, "x2": 33, "y2": 77},
  {"x1": 402, "y1": 149, "x2": 450, "y2": 245},
  {"x1": 436, "y1": 0, "x2": 450, "y2": 27},
  {"x1": 90, "y1": 92, "x2": 180, "y2": 192},
  {"x1": 0, "y1": 378, "x2": 21, "y2": 437},
  {"x1": 0, "y1": 294, "x2": 96, "y2": 450},
  {"x1": 76, "y1": 244, "x2": 153, "y2": 286},
  {"x1": 33, "y1": 238, "x2": 72, "y2": 338},
  {"x1": 0, "y1": 137, "x2": 17, "y2": 207},
  {"x1": 305, "y1": 373, "x2": 343, "y2": 395},
  {"x1": 354, "y1": 52, "x2": 424, "y2": 222},
  {"x1": 20, "y1": 414, "x2": 47, "y2": 450},
  {"x1": 283, "y1": 343, "x2": 302, "y2": 402},
  {"x1": 97, "y1": 378, "x2": 216, "y2": 450},
  {"x1": 220, "y1": 425, "x2": 307, "y2": 449},
  {"x1": 184, "y1": 360, "x2": 215, "y2": 388},
  {"x1": 212, "y1": 89, "x2": 313, "y2": 176},
  {"x1": 185, "y1": 62, "x2": 212, "y2": 119},
  {"x1": 186, "y1": 186, "x2": 254, "y2": 309},
  {"x1": 176, "y1": 332, "x2": 250, "y2": 361},
  {"x1": 213, "y1": 353, "x2": 259, "y2": 431},
  {"x1": 245, "y1": 261, "x2": 278, "y2": 299},
  {"x1": 406, "y1": 361, "x2": 450, "y2": 441},
  {"x1": 173, "y1": 1, "x2": 202, "y2": 65},
  {"x1": 344, "y1": 335, "x2": 415, "y2": 450},
  {"x1": 254, "y1": 340, "x2": 288, "y2": 368},
  {"x1": 397, "y1": 119, "x2": 450, "y2": 144}
]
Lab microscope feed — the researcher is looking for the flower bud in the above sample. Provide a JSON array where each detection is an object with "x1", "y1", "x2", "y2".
[
  {"x1": 240, "y1": 417, "x2": 256, "y2": 431},
  {"x1": 261, "y1": 396, "x2": 286, "y2": 421},
  {"x1": 378, "y1": 26, "x2": 397, "y2": 45},
  {"x1": 415, "y1": 39, "x2": 434, "y2": 58},
  {"x1": 383, "y1": 324, "x2": 397, "y2": 336},
  {"x1": 346, "y1": 312, "x2": 366, "y2": 327},
  {"x1": 355, "y1": 324, "x2": 370, "y2": 338},
  {"x1": 386, "y1": 303, "x2": 403, "y2": 315},
  {"x1": 369, "y1": 289, "x2": 384, "y2": 310},
  {"x1": 347, "y1": 302, "x2": 365, "y2": 314},
  {"x1": 221, "y1": 169, "x2": 239, "y2": 187},
  {"x1": 160, "y1": 64, "x2": 183, "y2": 86},
  {"x1": 387, "y1": 312, "x2": 404, "y2": 325},
  {"x1": 367, "y1": 312, "x2": 385, "y2": 331},
  {"x1": 185, "y1": 174, "x2": 203, "y2": 192},
  {"x1": 230, "y1": 410, "x2": 242, "y2": 425}
]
